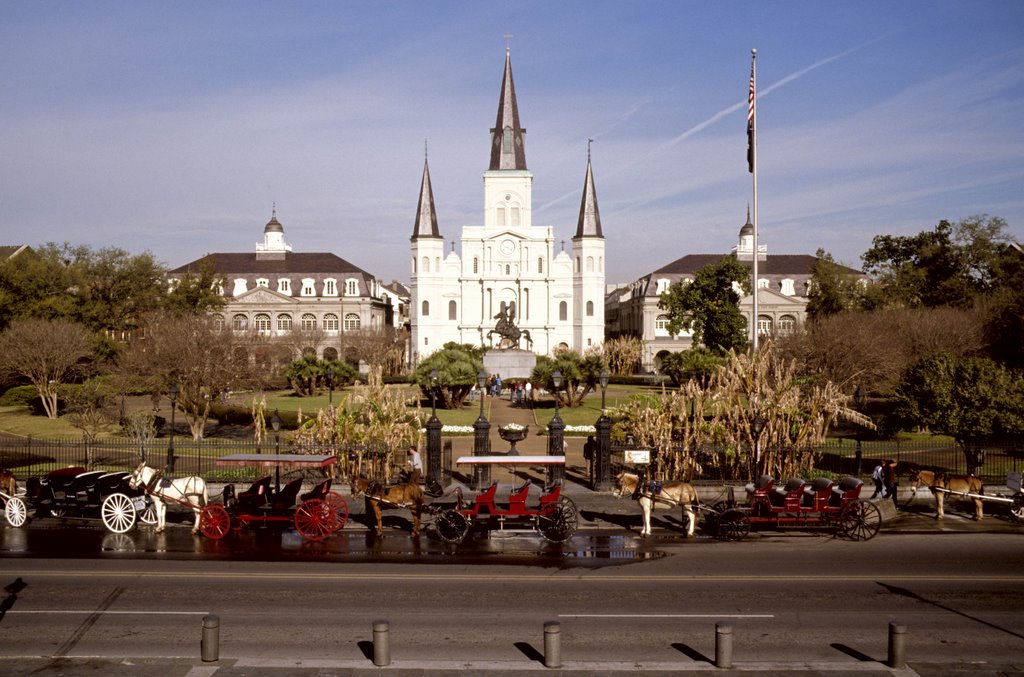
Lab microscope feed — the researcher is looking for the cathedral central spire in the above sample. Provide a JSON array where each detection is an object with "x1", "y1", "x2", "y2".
[{"x1": 489, "y1": 48, "x2": 527, "y2": 171}]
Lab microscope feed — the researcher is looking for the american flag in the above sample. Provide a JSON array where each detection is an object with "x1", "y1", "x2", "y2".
[{"x1": 747, "y1": 61, "x2": 755, "y2": 173}]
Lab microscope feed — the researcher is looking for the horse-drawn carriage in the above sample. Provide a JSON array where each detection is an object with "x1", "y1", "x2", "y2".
[
  {"x1": 707, "y1": 475, "x2": 882, "y2": 541},
  {"x1": 4, "y1": 467, "x2": 155, "y2": 533},
  {"x1": 909, "y1": 468, "x2": 1024, "y2": 522},
  {"x1": 432, "y1": 456, "x2": 579, "y2": 544},
  {"x1": 197, "y1": 454, "x2": 347, "y2": 542}
]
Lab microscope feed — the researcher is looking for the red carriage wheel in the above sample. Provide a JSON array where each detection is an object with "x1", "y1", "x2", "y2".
[
  {"x1": 325, "y1": 491, "x2": 349, "y2": 531},
  {"x1": 837, "y1": 501, "x2": 881, "y2": 541},
  {"x1": 200, "y1": 504, "x2": 231, "y2": 540},
  {"x1": 295, "y1": 499, "x2": 334, "y2": 541}
]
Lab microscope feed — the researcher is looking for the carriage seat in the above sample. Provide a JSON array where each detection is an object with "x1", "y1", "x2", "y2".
[
  {"x1": 90, "y1": 472, "x2": 132, "y2": 501},
  {"x1": 507, "y1": 480, "x2": 531, "y2": 515},
  {"x1": 473, "y1": 481, "x2": 499, "y2": 514},
  {"x1": 830, "y1": 476, "x2": 864, "y2": 507},
  {"x1": 771, "y1": 477, "x2": 806, "y2": 507},
  {"x1": 300, "y1": 478, "x2": 332, "y2": 502},
  {"x1": 270, "y1": 478, "x2": 303, "y2": 510},
  {"x1": 65, "y1": 471, "x2": 107, "y2": 500},
  {"x1": 803, "y1": 477, "x2": 835, "y2": 509},
  {"x1": 745, "y1": 475, "x2": 774, "y2": 496},
  {"x1": 539, "y1": 482, "x2": 562, "y2": 510},
  {"x1": 237, "y1": 476, "x2": 273, "y2": 509}
]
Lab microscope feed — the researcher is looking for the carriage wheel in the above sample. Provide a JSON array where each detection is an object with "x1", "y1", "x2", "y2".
[
  {"x1": 5, "y1": 496, "x2": 27, "y2": 527},
  {"x1": 715, "y1": 509, "x2": 750, "y2": 541},
  {"x1": 101, "y1": 493, "x2": 137, "y2": 534},
  {"x1": 1010, "y1": 494, "x2": 1024, "y2": 522},
  {"x1": 539, "y1": 501, "x2": 578, "y2": 543},
  {"x1": 325, "y1": 491, "x2": 349, "y2": 531},
  {"x1": 199, "y1": 504, "x2": 231, "y2": 539},
  {"x1": 295, "y1": 499, "x2": 334, "y2": 541},
  {"x1": 838, "y1": 501, "x2": 882, "y2": 541},
  {"x1": 139, "y1": 503, "x2": 158, "y2": 525},
  {"x1": 434, "y1": 509, "x2": 469, "y2": 543}
]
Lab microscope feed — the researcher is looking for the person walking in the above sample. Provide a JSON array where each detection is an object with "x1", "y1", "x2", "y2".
[
  {"x1": 882, "y1": 459, "x2": 899, "y2": 508},
  {"x1": 407, "y1": 444, "x2": 423, "y2": 481},
  {"x1": 870, "y1": 462, "x2": 885, "y2": 498},
  {"x1": 583, "y1": 435, "x2": 597, "y2": 482}
]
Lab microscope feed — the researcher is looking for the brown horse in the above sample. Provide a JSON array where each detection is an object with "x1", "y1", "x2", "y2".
[
  {"x1": 909, "y1": 468, "x2": 984, "y2": 521},
  {"x1": 351, "y1": 472, "x2": 425, "y2": 536},
  {"x1": 612, "y1": 471, "x2": 699, "y2": 537},
  {"x1": 0, "y1": 470, "x2": 15, "y2": 497}
]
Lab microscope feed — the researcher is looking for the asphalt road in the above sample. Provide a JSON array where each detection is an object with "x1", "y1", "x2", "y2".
[{"x1": 1, "y1": 531, "x2": 1023, "y2": 674}]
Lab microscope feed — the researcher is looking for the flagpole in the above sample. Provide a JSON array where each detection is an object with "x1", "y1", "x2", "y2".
[{"x1": 750, "y1": 48, "x2": 759, "y2": 352}]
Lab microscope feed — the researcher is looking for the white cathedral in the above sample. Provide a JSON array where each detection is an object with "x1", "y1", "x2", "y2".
[{"x1": 409, "y1": 49, "x2": 606, "y2": 363}]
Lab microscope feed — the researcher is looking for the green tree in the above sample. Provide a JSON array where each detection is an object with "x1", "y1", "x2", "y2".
[
  {"x1": 658, "y1": 347, "x2": 726, "y2": 387},
  {"x1": 861, "y1": 215, "x2": 1013, "y2": 309},
  {"x1": 531, "y1": 350, "x2": 605, "y2": 408},
  {"x1": 164, "y1": 259, "x2": 226, "y2": 315},
  {"x1": 894, "y1": 353, "x2": 1024, "y2": 470},
  {"x1": 0, "y1": 318, "x2": 95, "y2": 418},
  {"x1": 658, "y1": 256, "x2": 750, "y2": 354},
  {"x1": 413, "y1": 343, "x2": 484, "y2": 409},
  {"x1": 806, "y1": 249, "x2": 865, "y2": 320},
  {"x1": 983, "y1": 241, "x2": 1024, "y2": 369}
]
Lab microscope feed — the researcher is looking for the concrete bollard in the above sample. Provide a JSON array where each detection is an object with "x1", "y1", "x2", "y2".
[
  {"x1": 372, "y1": 619, "x2": 391, "y2": 666},
  {"x1": 201, "y1": 614, "x2": 220, "y2": 662},
  {"x1": 887, "y1": 621, "x2": 906, "y2": 669},
  {"x1": 543, "y1": 621, "x2": 562, "y2": 668},
  {"x1": 715, "y1": 622, "x2": 733, "y2": 669}
]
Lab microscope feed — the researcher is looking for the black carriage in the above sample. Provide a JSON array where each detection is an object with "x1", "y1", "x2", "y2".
[
  {"x1": 198, "y1": 454, "x2": 348, "y2": 542},
  {"x1": 432, "y1": 456, "x2": 579, "y2": 544},
  {"x1": 9, "y1": 467, "x2": 155, "y2": 533},
  {"x1": 707, "y1": 475, "x2": 882, "y2": 541}
]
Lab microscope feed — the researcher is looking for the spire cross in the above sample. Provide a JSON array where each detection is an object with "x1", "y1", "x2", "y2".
[
  {"x1": 272, "y1": 201, "x2": 276, "y2": 218},
  {"x1": 587, "y1": 138, "x2": 593, "y2": 161},
  {"x1": 504, "y1": 33, "x2": 513, "y2": 52},
  {"x1": 424, "y1": 139, "x2": 428, "y2": 161}
]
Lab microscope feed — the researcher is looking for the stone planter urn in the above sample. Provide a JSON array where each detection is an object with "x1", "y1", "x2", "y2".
[{"x1": 498, "y1": 424, "x2": 529, "y2": 455}]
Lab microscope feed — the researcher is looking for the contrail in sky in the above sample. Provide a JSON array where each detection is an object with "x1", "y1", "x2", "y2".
[{"x1": 535, "y1": 36, "x2": 889, "y2": 215}]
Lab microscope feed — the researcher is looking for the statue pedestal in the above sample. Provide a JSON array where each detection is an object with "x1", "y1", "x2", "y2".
[{"x1": 483, "y1": 349, "x2": 536, "y2": 380}]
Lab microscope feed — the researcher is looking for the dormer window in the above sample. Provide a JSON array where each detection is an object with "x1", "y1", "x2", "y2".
[
  {"x1": 301, "y1": 278, "x2": 315, "y2": 296},
  {"x1": 345, "y1": 278, "x2": 359, "y2": 296},
  {"x1": 277, "y1": 278, "x2": 291, "y2": 295},
  {"x1": 323, "y1": 278, "x2": 337, "y2": 296},
  {"x1": 255, "y1": 278, "x2": 269, "y2": 288},
  {"x1": 232, "y1": 279, "x2": 248, "y2": 296},
  {"x1": 656, "y1": 278, "x2": 671, "y2": 294}
]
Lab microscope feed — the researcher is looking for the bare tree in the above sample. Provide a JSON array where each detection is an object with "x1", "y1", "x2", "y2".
[
  {"x1": 603, "y1": 336, "x2": 643, "y2": 376},
  {"x1": 341, "y1": 327, "x2": 405, "y2": 384},
  {"x1": 121, "y1": 312, "x2": 260, "y2": 440},
  {"x1": 0, "y1": 318, "x2": 94, "y2": 418}
]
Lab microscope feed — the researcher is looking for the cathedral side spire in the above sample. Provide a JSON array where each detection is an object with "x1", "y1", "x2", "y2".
[
  {"x1": 488, "y1": 47, "x2": 527, "y2": 171},
  {"x1": 574, "y1": 152, "x2": 603, "y2": 239},
  {"x1": 411, "y1": 157, "x2": 441, "y2": 240}
]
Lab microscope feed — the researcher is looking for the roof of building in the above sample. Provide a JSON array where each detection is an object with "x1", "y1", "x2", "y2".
[
  {"x1": 653, "y1": 253, "x2": 828, "y2": 276},
  {"x1": 574, "y1": 156, "x2": 603, "y2": 239},
  {"x1": 0, "y1": 245, "x2": 29, "y2": 261},
  {"x1": 488, "y1": 48, "x2": 527, "y2": 171},
  {"x1": 411, "y1": 157, "x2": 441, "y2": 241},
  {"x1": 169, "y1": 252, "x2": 371, "y2": 276}
]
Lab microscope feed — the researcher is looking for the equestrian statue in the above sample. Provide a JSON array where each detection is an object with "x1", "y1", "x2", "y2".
[{"x1": 486, "y1": 301, "x2": 533, "y2": 350}]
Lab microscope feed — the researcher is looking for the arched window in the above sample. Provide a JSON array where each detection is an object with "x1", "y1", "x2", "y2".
[
  {"x1": 505, "y1": 264, "x2": 510, "y2": 275},
  {"x1": 323, "y1": 347, "x2": 339, "y2": 361},
  {"x1": 412, "y1": 257, "x2": 417, "y2": 274},
  {"x1": 778, "y1": 315, "x2": 796, "y2": 335},
  {"x1": 655, "y1": 314, "x2": 670, "y2": 336},
  {"x1": 323, "y1": 313, "x2": 339, "y2": 331},
  {"x1": 276, "y1": 314, "x2": 292, "y2": 331},
  {"x1": 232, "y1": 313, "x2": 248, "y2": 330},
  {"x1": 559, "y1": 301, "x2": 567, "y2": 322},
  {"x1": 422, "y1": 300, "x2": 429, "y2": 316},
  {"x1": 473, "y1": 257, "x2": 479, "y2": 274},
  {"x1": 254, "y1": 313, "x2": 271, "y2": 332},
  {"x1": 538, "y1": 257, "x2": 543, "y2": 274},
  {"x1": 344, "y1": 313, "x2": 360, "y2": 331},
  {"x1": 301, "y1": 313, "x2": 317, "y2": 331},
  {"x1": 448, "y1": 300, "x2": 457, "y2": 320},
  {"x1": 575, "y1": 257, "x2": 581, "y2": 273},
  {"x1": 586, "y1": 300, "x2": 594, "y2": 316},
  {"x1": 757, "y1": 315, "x2": 773, "y2": 336},
  {"x1": 212, "y1": 314, "x2": 225, "y2": 331},
  {"x1": 422, "y1": 256, "x2": 430, "y2": 273},
  {"x1": 503, "y1": 126, "x2": 513, "y2": 152},
  {"x1": 586, "y1": 256, "x2": 594, "y2": 272}
]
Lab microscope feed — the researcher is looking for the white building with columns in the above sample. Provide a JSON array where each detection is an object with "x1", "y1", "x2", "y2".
[{"x1": 409, "y1": 49, "x2": 606, "y2": 364}]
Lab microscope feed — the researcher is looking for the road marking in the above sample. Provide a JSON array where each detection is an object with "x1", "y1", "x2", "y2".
[{"x1": 559, "y1": 613, "x2": 774, "y2": 618}]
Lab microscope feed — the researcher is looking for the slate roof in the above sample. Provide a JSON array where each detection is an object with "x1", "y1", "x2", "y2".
[{"x1": 170, "y1": 252, "x2": 370, "y2": 276}]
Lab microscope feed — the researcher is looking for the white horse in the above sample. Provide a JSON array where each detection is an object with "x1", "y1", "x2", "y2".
[
  {"x1": 613, "y1": 471, "x2": 698, "y2": 538},
  {"x1": 128, "y1": 462, "x2": 208, "y2": 533}
]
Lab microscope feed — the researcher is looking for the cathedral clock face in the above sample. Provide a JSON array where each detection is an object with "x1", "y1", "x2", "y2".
[{"x1": 500, "y1": 239, "x2": 515, "y2": 255}]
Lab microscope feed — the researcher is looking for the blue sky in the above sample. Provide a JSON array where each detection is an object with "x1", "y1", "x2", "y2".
[{"x1": 2, "y1": 1, "x2": 1021, "y2": 285}]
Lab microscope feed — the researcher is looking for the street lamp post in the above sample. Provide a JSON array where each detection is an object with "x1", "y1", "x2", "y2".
[
  {"x1": 426, "y1": 369, "x2": 442, "y2": 485},
  {"x1": 472, "y1": 370, "x2": 491, "y2": 488},
  {"x1": 166, "y1": 384, "x2": 179, "y2": 473},
  {"x1": 751, "y1": 413, "x2": 765, "y2": 471},
  {"x1": 549, "y1": 370, "x2": 565, "y2": 486},
  {"x1": 271, "y1": 409, "x2": 281, "y2": 455},
  {"x1": 854, "y1": 385, "x2": 866, "y2": 477}
]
